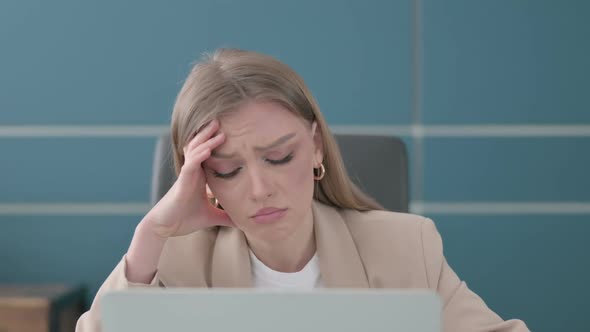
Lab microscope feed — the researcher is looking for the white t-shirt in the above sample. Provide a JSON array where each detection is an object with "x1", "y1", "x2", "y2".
[{"x1": 249, "y1": 250, "x2": 323, "y2": 289}]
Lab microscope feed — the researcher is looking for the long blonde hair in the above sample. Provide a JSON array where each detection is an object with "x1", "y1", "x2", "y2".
[{"x1": 170, "y1": 49, "x2": 382, "y2": 211}]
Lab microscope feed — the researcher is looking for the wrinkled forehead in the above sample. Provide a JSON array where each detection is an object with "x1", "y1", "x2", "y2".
[
  {"x1": 212, "y1": 101, "x2": 312, "y2": 154},
  {"x1": 219, "y1": 101, "x2": 310, "y2": 137}
]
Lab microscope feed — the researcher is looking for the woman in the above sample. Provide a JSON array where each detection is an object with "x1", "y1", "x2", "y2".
[{"x1": 76, "y1": 49, "x2": 529, "y2": 331}]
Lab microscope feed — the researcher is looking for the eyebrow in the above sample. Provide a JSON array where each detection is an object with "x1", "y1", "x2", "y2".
[{"x1": 211, "y1": 132, "x2": 296, "y2": 159}]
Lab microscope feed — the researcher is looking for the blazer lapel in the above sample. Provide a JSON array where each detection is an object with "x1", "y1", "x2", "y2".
[
  {"x1": 211, "y1": 226, "x2": 252, "y2": 288},
  {"x1": 313, "y1": 200, "x2": 369, "y2": 288}
]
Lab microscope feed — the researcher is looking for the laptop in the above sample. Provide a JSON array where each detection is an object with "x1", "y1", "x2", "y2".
[{"x1": 101, "y1": 288, "x2": 441, "y2": 332}]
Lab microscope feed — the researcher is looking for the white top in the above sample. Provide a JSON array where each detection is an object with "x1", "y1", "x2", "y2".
[{"x1": 249, "y1": 250, "x2": 323, "y2": 290}]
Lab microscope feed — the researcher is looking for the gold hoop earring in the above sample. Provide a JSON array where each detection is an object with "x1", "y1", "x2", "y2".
[
  {"x1": 207, "y1": 193, "x2": 219, "y2": 207},
  {"x1": 211, "y1": 197, "x2": 223, "y2": 210},
  {"x1": 313, "y1": 163, "x2": 326, "y2": 180}
]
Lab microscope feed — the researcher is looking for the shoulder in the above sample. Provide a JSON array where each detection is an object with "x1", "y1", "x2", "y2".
[
  {"x1": 340, "y1": 208, "x2": 443, "y2": 268},
  {"x1": 338, "y1": 207, "x2": 437, "y2": 246},
  {"x1": 325, "y1": 204, "x2": 444, "y2": 288}
]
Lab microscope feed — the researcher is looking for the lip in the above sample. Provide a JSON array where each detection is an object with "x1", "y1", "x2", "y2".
[{"x1": 251, "y1": 207, "x2": 288, "y2": 224}]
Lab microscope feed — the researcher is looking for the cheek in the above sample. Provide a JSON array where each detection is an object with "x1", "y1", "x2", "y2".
[
  {"x1": 206, "y1": 173, "x2": 257, "y2": 221},
  {"x1": 288, "y1": 156, "x2": 314, "y2": 194},
  {"x1": 207, "y1": 180, "x2": 246, "y2": 226},
  {"x1": 205, "y1": 175, "x2": 237, "y2": 206}
]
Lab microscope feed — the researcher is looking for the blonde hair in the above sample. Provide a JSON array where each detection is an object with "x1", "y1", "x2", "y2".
[{"x1": 171, "y1": 49, "x2": 383, "y2": 211}]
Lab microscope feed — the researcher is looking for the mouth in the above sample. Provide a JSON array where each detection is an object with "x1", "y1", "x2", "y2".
[{"x1": 251, "y1": 207, "x2": 288, "y2": 224}]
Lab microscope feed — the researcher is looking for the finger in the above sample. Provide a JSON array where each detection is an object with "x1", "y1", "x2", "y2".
[
  {"x1": 184, "y1": 135, "x2": 224, "y2": 170},
  {"x1": 191, "y1": 132, "x2": 225, "y2": 156},
  {"x1": 185, "y1": 120, "x2": 219, "y2": 153},
  {"x1": 181, "y1": 132, "x2": 225, "y2": 177},
  {"x1": 186, "y1": 120, "x2": 218, "y2": 153},
  {"x1": 182, "y1": 147, "x2": 211, "y2": 175}
]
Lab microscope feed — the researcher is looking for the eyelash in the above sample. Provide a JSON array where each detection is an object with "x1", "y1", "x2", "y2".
[
  {"x1": 213, "y1": 153, "x2": 294, "y2": 179},
  {"x1": 267, "y1": 153, "x2": 294, "y2": 165}
]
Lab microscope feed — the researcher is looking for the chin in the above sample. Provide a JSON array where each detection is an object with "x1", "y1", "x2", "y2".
[{"x1": 251, "y1": 220, "x2": 299, "y2": 242}]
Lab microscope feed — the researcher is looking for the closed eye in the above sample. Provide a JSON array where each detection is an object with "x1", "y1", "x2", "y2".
[
  {"x1": 212, "y1": 153, "x2": 293, "y2": 179},
  {"x1": 267, "y1": 153, "x2": 293, "y2": 165},
  {"x1": 213, "y1": 167, "x2": 242, "y2": 179}
]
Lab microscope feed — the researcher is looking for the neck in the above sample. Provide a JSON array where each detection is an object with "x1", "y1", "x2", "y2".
[{"x1": 247, "y1": 211, "x2": 316, "y2": 273}]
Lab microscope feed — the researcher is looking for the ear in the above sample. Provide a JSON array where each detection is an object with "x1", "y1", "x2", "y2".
[{"x1": 311, "y1": 121, "x2": 324, "y2": 166}]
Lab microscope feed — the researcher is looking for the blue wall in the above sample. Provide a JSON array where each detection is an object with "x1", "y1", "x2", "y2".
[{"x1": 1, "y1": 1, "x2": 588, "y2": 331}]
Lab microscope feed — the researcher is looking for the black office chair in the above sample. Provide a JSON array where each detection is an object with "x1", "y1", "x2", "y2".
[{"x1": 150, "y1": 133, "x2": 409, "y2": 213}]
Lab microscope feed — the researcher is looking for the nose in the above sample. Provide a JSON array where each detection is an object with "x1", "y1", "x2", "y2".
[{"x1": 247, "y1": 165, "x2": 273, "y2": 202}]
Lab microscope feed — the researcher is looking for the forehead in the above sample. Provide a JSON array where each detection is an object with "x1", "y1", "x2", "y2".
[{"x1": 219, "y1": 101, "x2": 308, "y2": 140}]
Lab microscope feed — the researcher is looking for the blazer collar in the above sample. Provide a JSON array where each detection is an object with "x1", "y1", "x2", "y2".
[
  {"x1": 210, "y1": 200, "x2": 369, "y2": 288},
  {"x1": 312, "y1": 200, "x2": 369, "y2": 288},
  {"x1": 211, "y1": 226, "x2": 252, "y2": 287}
]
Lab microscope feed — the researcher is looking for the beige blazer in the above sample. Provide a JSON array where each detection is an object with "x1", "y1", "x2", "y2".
[{"x1": 76, "y1": 200, "x2": 529, "y2": 332}]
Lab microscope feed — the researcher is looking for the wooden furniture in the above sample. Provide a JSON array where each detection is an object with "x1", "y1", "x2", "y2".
[{"x1": 0, "y1": 284, "x2": 85, "y2": 332}]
